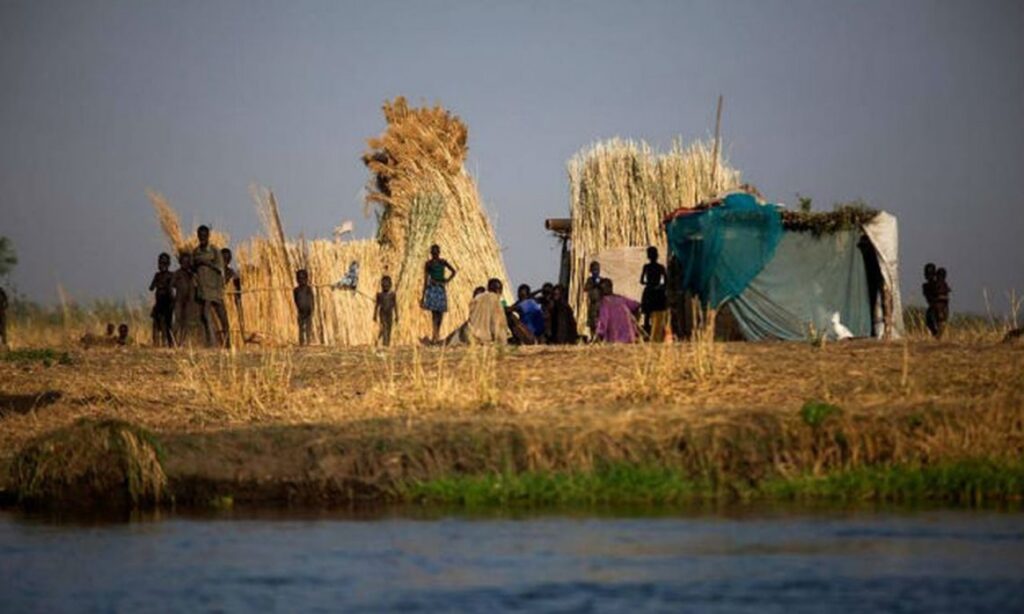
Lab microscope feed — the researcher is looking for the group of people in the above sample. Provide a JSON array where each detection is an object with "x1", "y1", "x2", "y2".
[
  {"x1": 418, "y1": 244, "x2": 672, "y2": 347},
  {"x1": 922, "y1": 263, "x2": 952, "y2": 338},
  {"x1": 146, "y1": 225, "x2": 239, "y2": 348}
]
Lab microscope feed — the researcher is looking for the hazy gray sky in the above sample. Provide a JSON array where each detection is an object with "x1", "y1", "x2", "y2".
[{"x1": 1, "y1": 0, "x2": 1021, "y2": 313}]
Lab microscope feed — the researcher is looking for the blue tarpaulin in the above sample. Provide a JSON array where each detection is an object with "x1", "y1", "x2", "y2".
[{"x1": 665, "y1": 193, "x2": 783, "y2": 308}]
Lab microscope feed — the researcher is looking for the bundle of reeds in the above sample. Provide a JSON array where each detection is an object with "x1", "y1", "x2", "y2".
[
  {"x1": 363, "y1": 97, "x2": 510, "y2": 344},
  {"x1": 227, "y1": 187, "x2": 385, "y2": 346},
  {"x1": 147, "y1": 190, "x2": 230, "y2": 256},
  {"x1": 566, "y1": 138, "x2": 740, "y2": 330}
]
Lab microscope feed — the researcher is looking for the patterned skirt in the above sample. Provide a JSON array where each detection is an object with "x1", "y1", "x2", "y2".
[{"x1": 423, "y1": 284, "x2": 448, "y2": 313}]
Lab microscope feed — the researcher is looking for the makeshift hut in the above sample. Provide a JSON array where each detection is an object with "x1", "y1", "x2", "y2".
[
  {"x1": 149, "y1": 98, "x2": 509, "y2": 346},
  {"x1": 664, "y1": 193, "x2": 903, "y2": 340},
  {"x1": 559, "y1": 138, "x2": 740, "y2": 333}
]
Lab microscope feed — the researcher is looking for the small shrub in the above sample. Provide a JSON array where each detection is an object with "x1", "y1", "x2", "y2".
[{"x1": 800, "y1": 399, "x2": 841, "y2": 427}]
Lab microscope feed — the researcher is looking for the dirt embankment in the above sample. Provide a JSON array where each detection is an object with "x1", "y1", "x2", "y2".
[{"x1": 1, "y1": 341, "x2": 1022, "y2": 510}]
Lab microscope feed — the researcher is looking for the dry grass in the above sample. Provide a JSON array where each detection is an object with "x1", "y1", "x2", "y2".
[
  {"x1": 1, "y1": 337, "x2": 1021, "y2": 457},
  {"x1": 2, "y1": 335, "x2": 1022, "y2": 506},
  {"x1": 566, "y1": 138, "x2": 741, "y2": 328}
]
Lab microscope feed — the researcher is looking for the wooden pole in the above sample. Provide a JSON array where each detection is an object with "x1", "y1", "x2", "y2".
[{"x1": 710, "y1": 95, "x2": 723, "y2": 190}]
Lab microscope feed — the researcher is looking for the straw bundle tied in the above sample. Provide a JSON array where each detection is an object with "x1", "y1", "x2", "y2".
[
  {"x1": 146, "y1": 190, "x2": 230, "y2": 256},
  {"x1": 363, "y1": 97, "x2": 510, "y2": 344},
  {"x1": 567, "y1": 138, "x2": 740, "y2": 331}
]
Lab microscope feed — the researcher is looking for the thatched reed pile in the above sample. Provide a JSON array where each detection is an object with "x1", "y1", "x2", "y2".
[
  {"x1": 233, "y1": 187, "x2": 384, "y2": 346},
  {"x1": 147, "y1": 98, "x2": 509, "y2": 346},
  {"x1": 566, "y1": 138, "x2": 740, "y2": 328},
  {"x1": 363, "y1": 97, "x2": 510, "y2": 344}
]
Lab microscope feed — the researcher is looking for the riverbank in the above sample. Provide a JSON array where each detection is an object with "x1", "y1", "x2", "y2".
[{"x1": 1, "y1": 340, "x2": 1022, "y2": 509}]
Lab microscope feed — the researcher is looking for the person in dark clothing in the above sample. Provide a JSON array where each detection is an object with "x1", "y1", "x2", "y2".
[
  {"x1": 583, "y1": 261, "x2": 606, "y2": 341},
  {"x1": 293, "y1": 269, "x2": 315, "y2": 346},
  {"x1": 149, "y1": 253, "x2": 175, "y2": 347},
  {"x1": 221, "y1": 247, "x2": 244, "y2": 335},
  {"x1": 640, "y1": 246, "x2": 668, "y2": 341},
  {"x1": 544, "y1": 284, "x2": 579, "y2": 345},
  {"x1": 117, "y1": 323, "x2": 131, "y2": 346},
  {"x1": 933, "y1": 267, "x2": 951, "y2": 338},
  {"x1": 374, "y1": 275, "x2": 398, "y2": 347},
  {"x1": 922, "y1": 262, "x2": 938, "y2": 337},
  {"x1": 0, "y1": 286, "x2": 8, "y2": 349}
]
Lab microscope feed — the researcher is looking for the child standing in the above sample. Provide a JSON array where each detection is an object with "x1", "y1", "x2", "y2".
[
  {"x1": 0, "y1": 286, "x2": 8, "y2": 349},
  {"x1": 934, "y1": 267, "x2": 951, "y2": 338},
  {"x1": 293, "y1": 269, "x2": 315, "y2": 346},
  {"x1": 922, "y1": 262, "x2": 938, "y2": 337},
  {"x1": 374, "y1": 275, "x2": 398, "y2": 347},
  {"x1": 149, "y1": 253, "x2": 175, "y2": 347},
  {"x1": 640, "y1": 246, "x2": 668, "y2": 341}
]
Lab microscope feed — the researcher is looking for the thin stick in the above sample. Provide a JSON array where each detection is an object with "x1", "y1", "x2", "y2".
[{"x1": 710, "y1": 95, "x2": 723, "y2": 188}]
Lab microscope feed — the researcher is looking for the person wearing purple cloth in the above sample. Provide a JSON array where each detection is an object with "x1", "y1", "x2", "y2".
[{"x1": 596, "y1": 278, "x2": 641, "y2": 343}]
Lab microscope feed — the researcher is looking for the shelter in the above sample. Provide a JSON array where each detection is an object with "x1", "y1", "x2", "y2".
[{"x1": 664, "y1": 193, "x2": 903, "y2": 340}]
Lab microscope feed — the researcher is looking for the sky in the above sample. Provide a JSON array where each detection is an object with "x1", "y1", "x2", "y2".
[{"x1": 1, "y1": 0, "x2": 1021, "y2": 313}]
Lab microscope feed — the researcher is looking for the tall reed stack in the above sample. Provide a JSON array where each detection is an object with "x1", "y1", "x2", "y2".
[
  {"x1": 363, "y1": 97, "x2": 510, "y2": 344},
  {"x1": 566, "y1": 138, "x2": 740, "y2": 329}
]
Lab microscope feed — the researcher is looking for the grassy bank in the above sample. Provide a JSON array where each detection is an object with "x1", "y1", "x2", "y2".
[
  {"x1": 1, "y1": 340, "x2": 1022, "y2": 510},
  {"x1": 402, "y1": 461, "x2": 1024, "y2": 508}
]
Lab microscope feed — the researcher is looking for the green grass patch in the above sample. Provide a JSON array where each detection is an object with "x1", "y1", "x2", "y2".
[
  {"x1": 1, "y1": 348, "x2": 73, "y2": 367},
  {"x1": 402, "y1": 460, "x2": 1024, "y2": 508},
  {"x1": 763, "y1": 459, "x2": 1024, "y2": 504}
]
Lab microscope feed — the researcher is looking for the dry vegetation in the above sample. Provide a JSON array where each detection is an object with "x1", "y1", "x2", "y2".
[{"x1": 2, "y1": 328, "x2": 1022, "y2": 506}]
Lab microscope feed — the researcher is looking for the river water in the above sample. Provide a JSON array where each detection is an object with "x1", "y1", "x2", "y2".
[{"x1": 2, "y1": 507, "x2": 1023, "y2": 612}]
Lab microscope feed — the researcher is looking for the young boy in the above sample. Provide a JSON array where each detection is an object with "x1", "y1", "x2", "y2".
[
  {"x1": 117, "y1": 323, "x2": 131, "y2": 346},
  {"x1": 0, "y1": 285, "x2": 8, "y2": 349},
  {"x1": 374, "y1": 275, "x2": 398, "y2": 347},
  {"x1": 933, "y1": 267, "x2": 951, "y2": 338},
  {"x1": 149, "y1": 253, "x2": 175, "y2": 347},
  {"x1": 221, "y1": 247, "x2": 244, "y2": 334},
  {"x1": 583, "y1": 261, "x2": 606, "y2": 341},
  {"x1": 640, "y1": 246, "x2": 668, "y2": 341},
  {"x1": 293, "y1": 269, "x2": 315, "y2": 346},
  {"x1": 172, "y1": 252, "x2": 198, "y2": 346},
  {"x1": 922, "y1": 263, "x2": 938, "y2": 337}
]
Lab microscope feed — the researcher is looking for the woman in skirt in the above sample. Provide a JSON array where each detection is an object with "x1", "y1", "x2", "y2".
[{"x1": 422, "y1": 244, "x2": 457, "y2": 344}]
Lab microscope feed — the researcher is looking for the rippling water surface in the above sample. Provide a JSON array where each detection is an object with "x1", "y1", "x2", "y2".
[{"x1": 2, "y1": 507, "x2": 1023, "y2": 612}]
